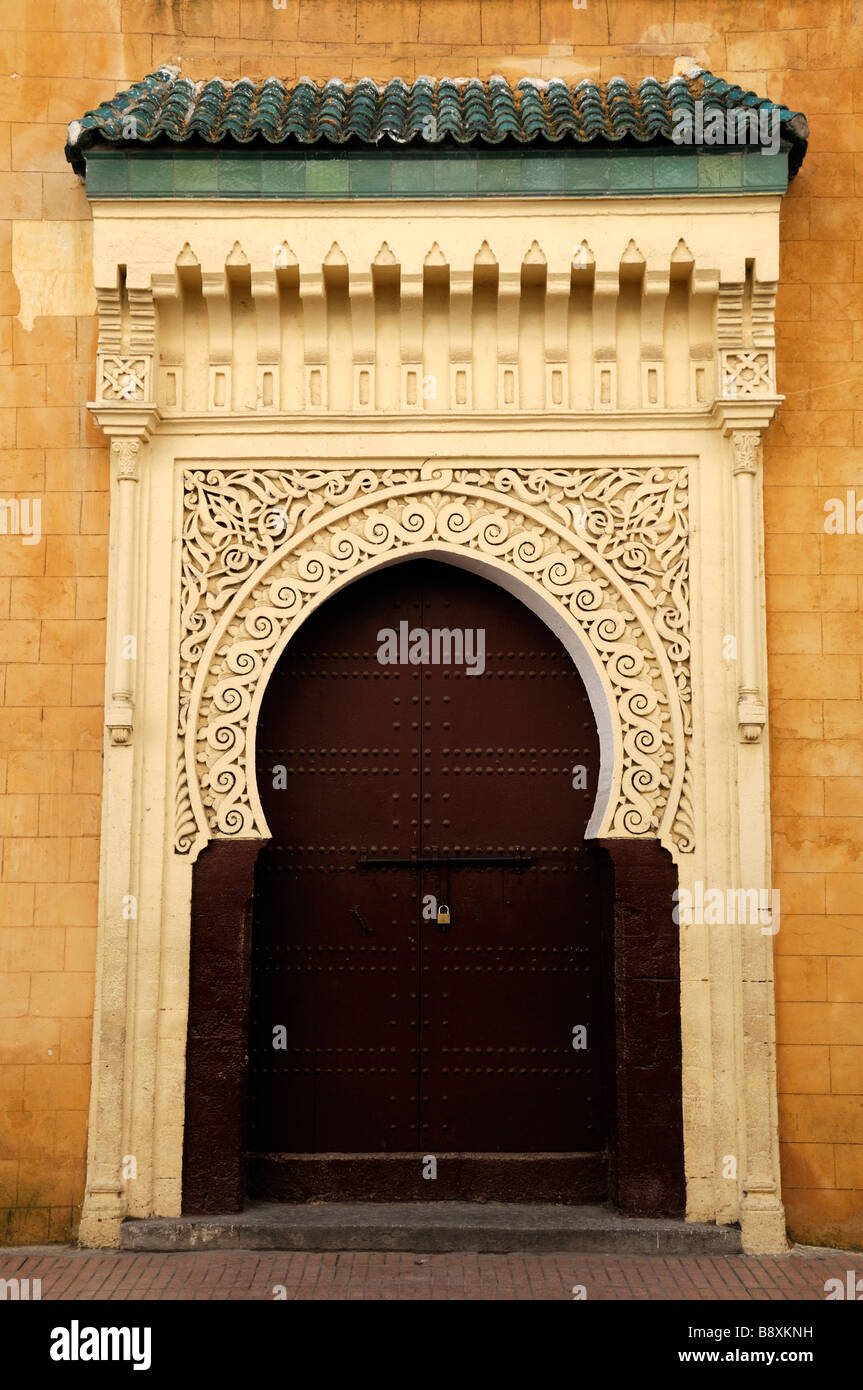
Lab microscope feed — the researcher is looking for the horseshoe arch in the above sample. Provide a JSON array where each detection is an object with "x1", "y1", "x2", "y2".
[{"x1": 176, "y1": 463, "x2": 693, "y2": 862}]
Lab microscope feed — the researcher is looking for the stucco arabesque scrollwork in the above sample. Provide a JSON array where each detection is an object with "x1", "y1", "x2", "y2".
[{"x1": 175, "y1": 462, "x2": 694, "y2": 859}]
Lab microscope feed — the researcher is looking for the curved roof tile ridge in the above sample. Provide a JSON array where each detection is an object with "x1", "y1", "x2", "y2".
[{"x1": 64, "y1": 65, "x2": 809, "y2": 177}]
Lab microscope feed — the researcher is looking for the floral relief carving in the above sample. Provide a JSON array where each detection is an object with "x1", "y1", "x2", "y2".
[
  {"x1": 731, "y1": 430, "x2": 761, "y2": 475},
  {"x1": 110, "y1": 438, "x2": 140, "y2": 481},
  {"x1": 176, "y1": 464, "x2": 692, "y2": 856}
]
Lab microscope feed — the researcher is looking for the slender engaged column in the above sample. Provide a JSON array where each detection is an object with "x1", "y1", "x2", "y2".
[
  {"x1": 728, "y1": 425, "x2": 786, "y2": 1253},
  {"x1": 732, "y1": 430, "x2": 767, "y2": 742},
  {"x1": 79, "y1": 427, "x2": 150, "y2": 1247},
  {"x1": 106, "y1": 438, "x2": 139, "y2": 744}
]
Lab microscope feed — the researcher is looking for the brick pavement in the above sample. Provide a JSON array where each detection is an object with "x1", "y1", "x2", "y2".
[{"x1": 0, "y1": 1248, "x2": 858, "y2": 1300}]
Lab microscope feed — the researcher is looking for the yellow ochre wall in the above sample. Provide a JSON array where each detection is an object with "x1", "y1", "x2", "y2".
[{"x1": 0, "y1": 0, "x2": 861, "y2": 1248}]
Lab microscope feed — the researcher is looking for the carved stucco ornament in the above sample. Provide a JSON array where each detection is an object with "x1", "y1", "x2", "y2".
[
  {"x1": 100, "y1": 355, "x2": 150, "y2": 402},
  {"x1": 175, "y1": 463, "x2": 693, "y2": 857},
  {"x1": 720, "y1": 349, "x2": 775, "y2": 399},
  {"x1": 731, "y1": 430, "x2": 760, "y2": 475}
]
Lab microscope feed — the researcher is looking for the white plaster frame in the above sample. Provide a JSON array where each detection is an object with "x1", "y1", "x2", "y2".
[{"x1": 80, "y1": 194, "x2": 786, "y2": 1253}]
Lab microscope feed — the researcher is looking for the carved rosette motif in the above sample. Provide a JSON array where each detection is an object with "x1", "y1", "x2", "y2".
[
  {"x1": 176, "y1": 464, "x2": 693, "y2": 856},
  {"x1": 720, "y1": 349, "x2": 775, "y2": 399},
  {"x1": 99, "y1": 354, "x2": 150, "y2": 403}
]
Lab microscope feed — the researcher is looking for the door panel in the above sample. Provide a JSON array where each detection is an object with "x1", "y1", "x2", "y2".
[
  {"x1": 249, "y1": 572, "x2": 422, "y2": 1153},
  {"x1": 248, "y1": 559, "x2": 608, "y2": 1197},
  {"x1": 416, "y1": 564, "x2": 603, "y2": 1152}
]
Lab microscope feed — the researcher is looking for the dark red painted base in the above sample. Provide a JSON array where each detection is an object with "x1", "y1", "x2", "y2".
[
  {"x1": 598, "y1": 839, "x2": 686, "y2": 1219},
  {"x1": 182, "y1": 838, "x2": 262, "y2": 1215},
  {"x1": 182, "y1": 838, "x2": 684, "y2": 1220},
  {"x1": 248, "y1": 1153, "x2": 608, "y2": 1203}
]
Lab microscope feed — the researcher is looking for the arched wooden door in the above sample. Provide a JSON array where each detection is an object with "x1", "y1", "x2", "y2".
[{"x1": 247, "y1": 559, "x2": 613, "y2": 1201}]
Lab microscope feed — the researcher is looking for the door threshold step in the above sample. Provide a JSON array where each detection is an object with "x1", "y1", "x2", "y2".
[{"x1": 120, "y1": 1203, "x2": 742, "y2": 1255}]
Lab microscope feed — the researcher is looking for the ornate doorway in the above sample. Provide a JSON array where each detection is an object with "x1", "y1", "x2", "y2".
[
  {"x1": 76, "y1": 128, "x2": 792, "y2": 1249},
  {"x1": 246, "y1": 560, "x2": 611, "y2": 1200}
]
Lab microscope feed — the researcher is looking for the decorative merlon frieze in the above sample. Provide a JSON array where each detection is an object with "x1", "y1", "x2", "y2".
[{"x1": 90, "y1": 234, "x2": 785, "y2": 418}]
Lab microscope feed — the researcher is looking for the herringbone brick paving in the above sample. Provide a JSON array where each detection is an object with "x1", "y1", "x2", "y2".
[{"x1": 0, "y1": 1249, "x2": 858, "y2": 1300}]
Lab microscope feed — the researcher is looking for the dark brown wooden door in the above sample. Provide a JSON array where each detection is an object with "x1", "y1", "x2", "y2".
[{"x1": 248, "y1": 559, "x2": 610, "y2": 1200}]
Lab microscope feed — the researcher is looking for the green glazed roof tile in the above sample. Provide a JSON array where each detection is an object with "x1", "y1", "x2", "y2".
[{"x1": 64, "y1": 64, "x2": 808, "y2": 180}]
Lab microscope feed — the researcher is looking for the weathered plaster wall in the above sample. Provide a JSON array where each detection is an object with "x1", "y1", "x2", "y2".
[{"x1": 0, "y1": 0, "x2": 860, "y2": 1248}]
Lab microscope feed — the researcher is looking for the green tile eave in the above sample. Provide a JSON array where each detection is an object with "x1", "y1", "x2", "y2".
[
  {"x1": 349, "y1": 152, "x2": 392, "y2": 195},
  {"x1": 64, "y1": 68, "x2": 810, "y2": 180},
  {"x1": 610, "y1": 154, "x2": 654, "y2": 194},
  {"x1": 127, "y1": 150, "x2": 174, "y2": 196},
  {"x1": 305, "y1": 153, "x2": 349, "y2": 194},
  {"x1": 218, "y1": 155, "x2": 261, "y2": 195},
  {"x1": 433, "y1": 154, "x2": 478, "y2": 195},
  {"x1": 743, "y1": 152, "x2": 788, "y2": 189},
  {"x1": 653, "y1": 155, "x2": 698, "y2": 192},
  {"x1": 83, "y1": 148, "x2": 789, "y2": 200},
  {"x1": 261, "y1": 155, "x2": 305, "y2": 195},
  {"x1": 522, "y1": 155, "x2": 565, "y2": 193},
  {"x1": 698, "y1": 152, "x2": 743, "y2": 190}
]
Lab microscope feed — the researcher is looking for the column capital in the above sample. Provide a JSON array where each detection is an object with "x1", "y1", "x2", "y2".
[
  {"x1": 731, "y1": 429, "x2": 761, "y2": 476},
  {"x1": 110, "y1": 437, "x2": 141, "y2": 483},
  {"x1": 87, "y1": 402, "x2": 161, "y2": 442},
  {"x1": 711, "y1": 397, "x2": 782, "y2": 439}
]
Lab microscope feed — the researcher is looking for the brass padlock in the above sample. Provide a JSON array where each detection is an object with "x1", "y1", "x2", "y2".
[{"x1": 436, "y1": 902, "x2": 451, "y2": 929}]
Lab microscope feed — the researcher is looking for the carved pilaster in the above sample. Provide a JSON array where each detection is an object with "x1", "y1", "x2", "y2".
[
  {"x1": 730, "y1": 429, "x2": 767, "y2": 743},
  {"x1": 712, "y1": 401, "x2": 786, "y2": 1253},
  {"x1": 86, "y1": 405, "x2": 160, "y2": 742},
  {"x1": 90, "y1": 273, "x2": 159, "y2": 743},
  {"x1": 106, "y1": 439, "x2": 139, "y2": 745},
  {"x1": 78, "y1": 405, "x2": 156, "y2": 1249}
]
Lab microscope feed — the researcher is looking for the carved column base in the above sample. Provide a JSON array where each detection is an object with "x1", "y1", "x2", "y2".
[
  {"x1": 106, "y1": 698, "x2": 134, "y2": 745},
  {"x1": 740, "y1": 1189, "x2": 788, "y2": 1254},
  {"x1": 738, "y1": 696, "x2": 767, "y2": 743},
  {"x1": 78, "y1": 1189, "x2": 126, "y2": 1249}
]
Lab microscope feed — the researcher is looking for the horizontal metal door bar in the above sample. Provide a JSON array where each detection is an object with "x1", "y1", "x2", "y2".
[{"x1": 357, "y1": 852, "x2": 534, "y2": 869}]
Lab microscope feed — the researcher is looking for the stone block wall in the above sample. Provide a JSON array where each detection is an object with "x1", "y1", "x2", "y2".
[{"x1": 0, "y1": 0, "x2": 860, "y2": 1247}]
